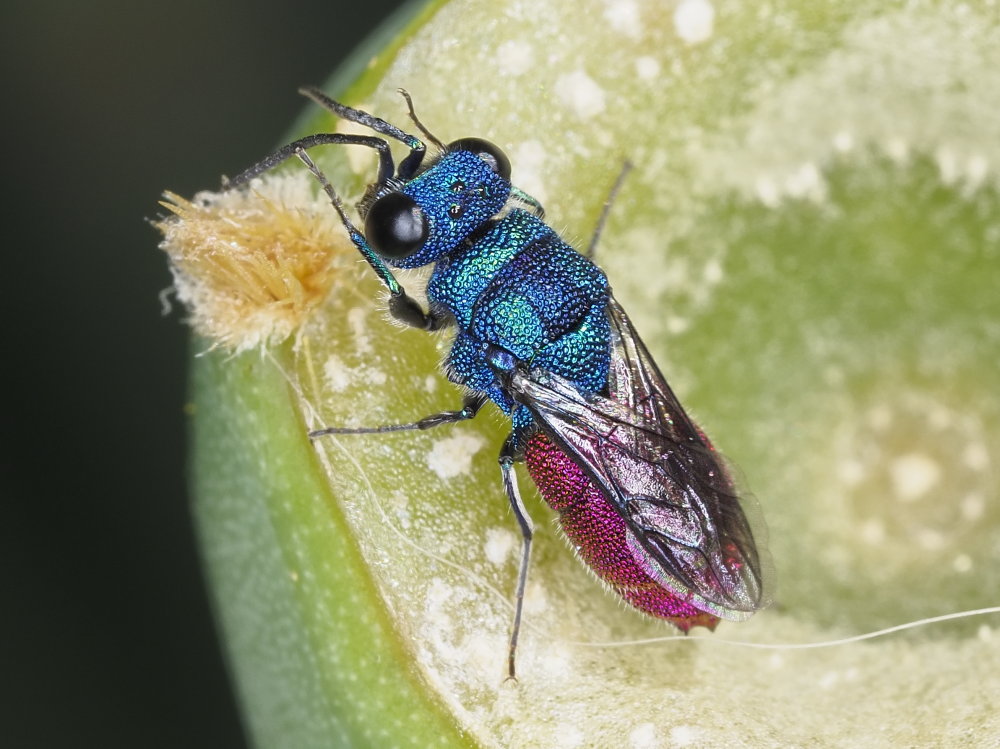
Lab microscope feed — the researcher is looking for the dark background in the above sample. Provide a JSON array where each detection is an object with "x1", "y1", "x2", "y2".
[{"x1": 1, "y1": 1, "x2": 409, "y2": 746}]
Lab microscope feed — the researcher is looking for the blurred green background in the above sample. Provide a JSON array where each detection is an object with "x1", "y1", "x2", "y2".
[{"x1": 0, "y1": 2, "x2": 405, "y2": 746}]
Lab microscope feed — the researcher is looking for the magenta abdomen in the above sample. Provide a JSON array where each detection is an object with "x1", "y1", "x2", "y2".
[{"x1": 525, "y1": 431, "x2": 719, "y2": 631}]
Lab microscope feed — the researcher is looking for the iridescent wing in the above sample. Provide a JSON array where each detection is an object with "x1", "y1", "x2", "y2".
[{"x1": 510, "y1": 295, "x2": 765, "y2": 619}]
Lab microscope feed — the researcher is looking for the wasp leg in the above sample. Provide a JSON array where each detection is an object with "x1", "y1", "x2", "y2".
[
  {"x1": 293, "y1": 149, "x2": 444, "y2": 331},
  {"x1": 583, "y1": 160, "x2": 633, "y2": 259},
  {"x1": 309, "y1": 393, "x2": 486, "y2": 439},
  {"x1": 387, "y1": 292, "x2": 450, "y2": 331},
  {"x1": 499, "y1": 435, "x2": 534, "y2": 681}
]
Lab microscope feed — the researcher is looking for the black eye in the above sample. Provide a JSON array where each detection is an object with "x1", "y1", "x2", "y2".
[
  {"x1": 448, "y1": 204, "x2": 464, "y2": 219},
  {"x1": 364, "y1": 192, "x2": 429, "y2": 260},
  {"x1": 450, "y1": 180, "x2": 465, "y2": 193},
  {"x1": 447, "y1": 137, "x2": 511, "y2": 181}
]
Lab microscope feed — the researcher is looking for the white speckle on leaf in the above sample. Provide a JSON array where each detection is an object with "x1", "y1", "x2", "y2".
[
  {"x1": 629, "y1": 722, "x2": 660, "y2": 749},
  {"x1": 484, "y1": 527, "x2": 515, "y2": 565},
  {"x1": 666, "y1": 316, "x2": 690, "y2": 334},
  {"x1": 936, "y1": 146, "x2": 961, "y2": 184},
  {"x1": 523, "y1": 579, "x2": 549, "y2": 614},
  {"x1": 702, "y1": 257, "x2": 723, "y2": 284},
  {"x1": 952, "y1": 554, "x2": 973, "y2": 573},
  {"x1": 553, "y1": 723, "x2": 585, "y2": 748},
  {"x1": 496, "y1": 39, "x2": 534, "y2": 76},
  {"x1": 885, "y1": 136, "x2": 909, "y2": 162},
  {"x1": 323, "y1": 354, "x2": 351, "y2": 392},
  {"x1": 603, "y1": 0, "x2": 641, "y2": 38},
  {"x1": 890, "y1": 452, "x2": 941, "y2": 502},
  {"x1": 669, "y1": 725, "x2": 704, "y2": 747},
  {"x1": 537, "y1": 641, "x2": 573, "y2": 677},
  {"x1": 426, "y1": 432, "x2": 486, "y2": 479},
  {"x1": 962, "y1": 441, "x2": 989, "y2": 471},
  {"x1": 754, "y1": 175, "x2": 780, "y2": 207},
  {"x1": 389, "y1": 490, "x2": 411, "y2": 530},
  {"x1": 364, "y1": 368, "x2": 387, "y2": 385},
  {"x1": 784, "y1": 162, "x2": 826, "y2": 201},
  {"x1": 424, "y1": 577, "x2": 452, "y2": 611},
  {"x1": 424, "y1": 374, "x2": 437, "y2": 392},
  {"x1": 965, "y1": 153, "x2": 989, "y2": 188},
  {"x1": 556, "y1": 70, "x2": 606, "y2": 119},
  {"x1": 860, "y1": 519, "x2": 885, "y2": 545},
  {"x1": 916, "y1": 528, "x2": 945, "y2": 551},
  {"x1": 833, "y1": 130, "x2": 855, "y2": 152},
  {"x1": 512, "y1": 139, "x2": 548, "y2": 204},
  {"x1": 348, "y1": 306, "x2": 372, "y2": 354},
  {"x1": 961, "y1": 493, "x2": 984, "y2": 521},
  {"x1": 674, "y1": 0, "x2": 715, "y2": 44},
  {"x1": 635, "y1": 56, "x2": 660, "y2": 81}
]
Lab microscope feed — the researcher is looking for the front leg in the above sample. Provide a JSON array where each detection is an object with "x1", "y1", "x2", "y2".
[{"x1": 388, "y1": 291, "x2": 450, "y2": 331}]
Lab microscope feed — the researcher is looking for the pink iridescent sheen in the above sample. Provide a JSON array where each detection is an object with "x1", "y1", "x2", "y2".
[{"x1": 525, "y1": 431, "x2": 719, "y2": 631}]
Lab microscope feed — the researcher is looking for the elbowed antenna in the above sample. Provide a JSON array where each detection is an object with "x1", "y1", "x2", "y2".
[
  {"x1": 397, "y1": 88, "x2": 447, "y2": 152},
  {"x1": 298, "y1": 86, "x2": 427, "y2": 179},
  {"x1": 224, "y1": 133, "x2": 397, "y2": 188}
]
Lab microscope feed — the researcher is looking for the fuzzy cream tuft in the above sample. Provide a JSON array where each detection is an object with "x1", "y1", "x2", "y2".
[{"x1": 156, "y1": 172, "x2": 347, "y2": 351}]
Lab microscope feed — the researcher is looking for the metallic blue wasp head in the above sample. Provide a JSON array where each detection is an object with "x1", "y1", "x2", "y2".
[{"x1": 364, "y1": 139, "x2": 512, "y2": 269}]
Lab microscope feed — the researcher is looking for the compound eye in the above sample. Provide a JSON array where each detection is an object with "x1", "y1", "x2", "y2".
[
  {"x1": 446, "y1": 137, "x2": 512, "y2": 181},
  {"x1": 365, "y1": 192, "x2": 429, "y2": 259}
]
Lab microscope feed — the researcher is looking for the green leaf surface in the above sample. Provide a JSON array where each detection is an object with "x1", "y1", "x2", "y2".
[{"x1": 189, "y1": 0, "x2": 1000, "y2": 746}]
